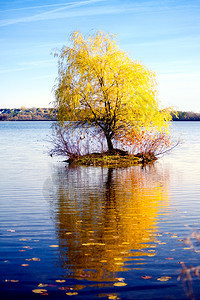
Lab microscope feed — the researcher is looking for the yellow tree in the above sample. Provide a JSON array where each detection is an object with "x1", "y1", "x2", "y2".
[{"x1": 54, "y1": 31, "x2": 171, "y2": 152}]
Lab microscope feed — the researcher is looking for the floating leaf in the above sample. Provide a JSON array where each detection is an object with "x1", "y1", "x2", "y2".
[
  {"x1": 32, "y1": 289, "x2": 47, "y2": 294},
  {"x1": 49, "y1": 245, "x2": 59, "y2": 248},
  {"x1": 165, "y1": 257, "x2": 174, "y2": 260},
  {"x1": 21, "y1": 264, "x2": 29, "y2": 267},
  {"x1": 19, "y1": 239, "x2": 26, "y2": 241},
  {"x1": 108, "y1": 295, "x2": 118, "y2": 299},
  {"x1": 56, "y1": 279, "x2": 66, "y2": 283},
  {"x1": 141, "y1": 276, "x2": 152, "y2": 279},
  {"x1": 100, "y1": 260, "x2": 107, "y2": 263},
  {"x1": 58, "y1": 287, "x2": 73, "y2": 291},
  {"x1": 116, "y1": 278, "x2": 125, "y2": 282},
  {"x1": 32, "y1": 257, "x2": 40, "y2": 261},
  {"x1": 38, "y1": 284, "x2": 48, "y2": 287},
  {"x1": 66, "y1": 292, "x2": 78, "y2": 296},
  {"x1": 157, "y1": 276, "x2": 171, "y2": 281},
  {"x1": 113, "y1": 282, "x2": 127, "y2": 287},
  {"x1": 147, "y1": 253, "x2": 155, "y2": 257}
]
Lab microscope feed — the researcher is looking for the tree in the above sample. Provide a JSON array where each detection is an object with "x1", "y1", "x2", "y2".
[{"x1": 53, "y1": 31, "x2": 171, "y2": 153}]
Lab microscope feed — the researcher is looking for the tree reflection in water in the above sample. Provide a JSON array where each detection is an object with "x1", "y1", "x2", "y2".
[{"x1": 46, "y1": 164, "x2": 169, "y2": 281}]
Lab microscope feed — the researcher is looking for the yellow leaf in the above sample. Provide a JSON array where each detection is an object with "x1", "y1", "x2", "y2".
[
  {"x1": 157, "y1": 276, "x2": 171, "y2": 281},
  {"x1": 113, "y1": 282, "x2": 127, "y2": 287},
  {"x1": 49, "y1": 245, "x2": 59, "y2": 247},
  {"x1": 66, "y1": 292, "x2": 78, "y2": 296},
  {"x1": 32, "y1": 289, "x2": 47, "y2": 294},
  {"x1": 38, "y1": 283, "x2": 48, "y2": 287}
]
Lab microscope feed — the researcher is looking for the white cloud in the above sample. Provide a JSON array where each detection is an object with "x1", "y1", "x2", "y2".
[{"x1": 0, "y1": 0, "x2": 106, "y2": 26}]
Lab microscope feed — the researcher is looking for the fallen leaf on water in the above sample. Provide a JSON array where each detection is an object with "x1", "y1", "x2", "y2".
[
  {"x1": 47, "y1": 284, "x2": 57, "y2": 287},
  {"x1": 49, "y1": 245, "x2": 59, "y2": 248},
  {"x1": 7, "y1": 229, "x2": 15, "y2": 232},
  {"x1": 141, "y1": 276, "x2": 152, "y2": 279},
  {"x1": 56, "y1": 279, "x2": 66, "y2": 283},
  {"x1": 66, "y1": 292, "x2": 78, "y2": 296},
  {"x1": 19, "y1": 239, "x2": 26, "y2": 241},
  {"x1": 116, "y1": 278, "x2": 125, "y2": 282},
  {"x1": 113, "y1": 282, "x2": 127, "y2": 287},
  {"x1": 38, "y1": 283, "x2": 48, "y2": 287},
  {"x1": 157, "y1": 276, "x2": 171, "y2": 281},
  {"x1": 19, "y1": 250, "x2": 26, "y2": 252},
  {"x1": 11, "y1": 280, "x2": 19, "y2": 282},
  {"x1": 58, "y1": 287, "x2": 73, "y2": 291},
  {"x1": 41, "y1": 292, "x2": 48, "y2": 295},
  {"x1": 32, "y1": 289, "x2": 47, "y2": 294},
  {"x1": 21, "y1": 264, "x2": 29, "y2": 267},
  {"x1": 108, "y1": 295, "x2": 118, "y2": 299},
  {"x1": 147, "y1": 253, "x2": 155, "y2": 257},
  {"x1": 165, "y1": 258, "x2": 174, "y2": 260},
  {"x1": 32, "y1": 257, "x2": 40, "y2": 261}
]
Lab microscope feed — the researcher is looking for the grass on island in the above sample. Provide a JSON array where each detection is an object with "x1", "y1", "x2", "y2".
[{"x1": 66, "y1": 151, "x2": 157, "y2": 168}]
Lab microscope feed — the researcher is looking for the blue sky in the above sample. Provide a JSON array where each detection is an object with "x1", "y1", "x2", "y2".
[{"x1": 0, "y1": 0, "x2": 200, "y2": 111}]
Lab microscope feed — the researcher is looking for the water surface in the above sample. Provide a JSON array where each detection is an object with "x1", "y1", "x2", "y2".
[{"x1": 0, "y1": 121, "x2": 200, "y2": 299}]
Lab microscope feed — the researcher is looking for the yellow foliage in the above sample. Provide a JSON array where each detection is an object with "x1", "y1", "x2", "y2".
[{"x1": 54, "y1": 31, "x2": 172, "y2": 151}]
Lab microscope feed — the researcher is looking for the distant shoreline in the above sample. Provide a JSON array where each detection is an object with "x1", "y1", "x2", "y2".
[{"x1": 1, "y1": 108, "x2": 200, "y2": 121}]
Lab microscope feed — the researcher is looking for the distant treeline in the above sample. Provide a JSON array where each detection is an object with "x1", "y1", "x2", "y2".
[
  {"x1": 0, "y1": 108, "x2": 57, "y2": 121},
  {"x1": 171, "y1": 111, "x2": 200, "y2": 121},
  {"x1": 0, "y1": 108, "x2": 200, "y2": 121}
]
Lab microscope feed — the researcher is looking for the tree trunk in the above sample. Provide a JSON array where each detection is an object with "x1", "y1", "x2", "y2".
[{"x1": 105, "y1": 133, "x2": 114, "y2": 152}]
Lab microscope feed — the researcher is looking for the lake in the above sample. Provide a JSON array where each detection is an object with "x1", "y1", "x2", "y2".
[{"x1": 0, "y1": 121, "x2": 200, "y2": 300}]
